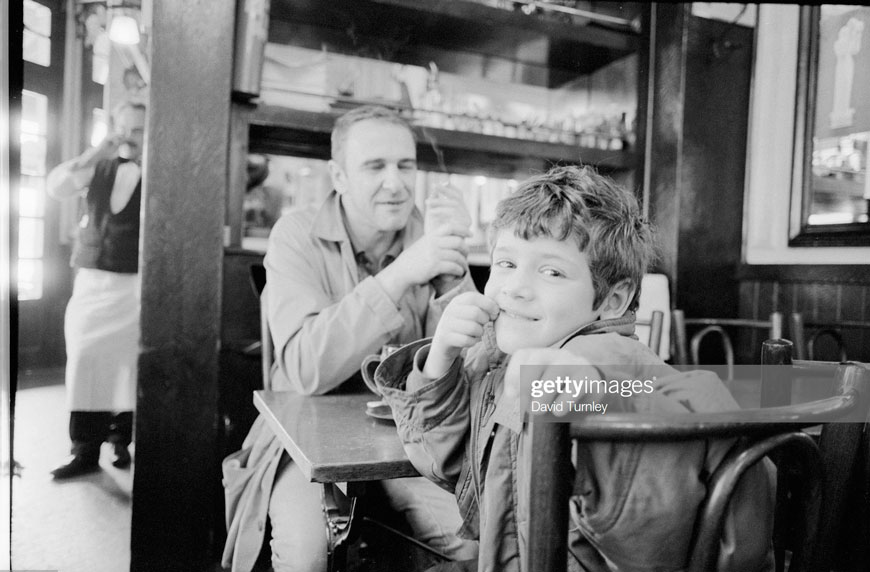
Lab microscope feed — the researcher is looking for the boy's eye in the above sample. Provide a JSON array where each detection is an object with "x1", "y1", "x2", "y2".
[
  {"x1": 542, "y1": 268, "x2": 564, "y2": 278},
  {"x1": 494, "y1": 259, "x2": 515, "y2": 269}
]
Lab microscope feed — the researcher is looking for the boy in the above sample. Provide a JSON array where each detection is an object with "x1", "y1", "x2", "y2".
[{"x1": 375, "y1": 165, "x2": 774, "y2": 572}]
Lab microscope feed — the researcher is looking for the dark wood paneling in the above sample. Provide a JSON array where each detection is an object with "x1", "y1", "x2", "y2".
[
  {"x1": 645, "y1": 3, "x2": 687, "y2": 283},
  {"x1": 675, "y1": 16, "x2": 754, "y2": 320},
  {"x1": 131, "y1": 0, "x2": 235, "y2": 570},
  {"x1": 737, "y1": 264, "x2": 870, "y2": 284},
  {"x1": 646, "y1": 10, "x2": 754, "y2": 324},
  {"x1": 737, "y1": 265, "x2": 870, "y2": 363}
]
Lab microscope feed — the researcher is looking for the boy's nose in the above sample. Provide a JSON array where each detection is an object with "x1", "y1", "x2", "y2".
[{"x1": 501, "y1": 274, "x2": 533, "y2": 300}]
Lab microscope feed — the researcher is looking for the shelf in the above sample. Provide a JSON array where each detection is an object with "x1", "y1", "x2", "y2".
[
  {"x1": 248, "y1": 105, "x2": 635, "y2": 176},
  {"x1": 269, "y1": 0, "x2": 641, "y2": 87}
]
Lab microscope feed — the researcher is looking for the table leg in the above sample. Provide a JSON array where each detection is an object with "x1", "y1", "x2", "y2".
[{"x1": 321, "y1": 482, "x2": 360, "y2": 572}]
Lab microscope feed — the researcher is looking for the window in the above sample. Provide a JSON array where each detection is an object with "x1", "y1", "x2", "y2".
[
  {"x1": 23, "y1": 0, "x2": 52, "y2": 67},
  {"x1": 790, "y1": 4, "x2": 870, "y2": 246},
  {"x1": 18, "y1": 90, "x2": 49, "y2": 300}
]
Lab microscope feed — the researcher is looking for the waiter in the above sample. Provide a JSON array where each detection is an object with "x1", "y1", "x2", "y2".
[{"x1": 46, "y1": 101, "x2": 145, "y2": 479}]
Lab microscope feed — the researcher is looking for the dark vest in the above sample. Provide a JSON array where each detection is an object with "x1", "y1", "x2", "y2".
[{"x1": 71, "y1": 158, "x2": 141, "y2": 273}]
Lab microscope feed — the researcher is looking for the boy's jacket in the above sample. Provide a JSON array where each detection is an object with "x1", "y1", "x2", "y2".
[{"x1": 376, "y1": 317, "x2": 775, "y2": 572}]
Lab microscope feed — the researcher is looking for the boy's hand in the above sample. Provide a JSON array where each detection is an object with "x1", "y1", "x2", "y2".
[
  {"x1": 504, "y1": 348, "x2": 599, "y2": 417},
  {"x1": 424, "y1": 292, "x2": 499, "y2": 379}
]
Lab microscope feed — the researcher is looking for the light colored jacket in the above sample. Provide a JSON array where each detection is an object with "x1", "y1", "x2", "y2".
[
  {"x1": 377, "y1": 317, "x2": 775, "y2": 572},
  {"x1": 221, "y1": 190, "x2": 475, "y2": 571}
]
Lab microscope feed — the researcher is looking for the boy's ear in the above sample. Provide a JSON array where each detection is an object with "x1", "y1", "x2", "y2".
[
  {"x1": 597, "y1": 279, "x2": 635, "y2": 320},
  {"x1": 328, "y1": 159, "x2": 347, "y2": 194}
]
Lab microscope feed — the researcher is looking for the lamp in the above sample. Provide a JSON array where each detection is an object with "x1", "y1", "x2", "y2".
[{"x1": 108, "y1": 9, "x2": 140, "y2": 45}]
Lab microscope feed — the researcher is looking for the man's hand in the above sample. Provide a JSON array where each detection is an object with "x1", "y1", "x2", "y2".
[
  {"x1": 425, "y1": 183, "x2": 472, "y2": 236},
  {"x1": 423, "y1": 292, "x2": 500, "y2": 379},
  {"x1": 504, "y1": 348, "x2": 599, "y2": 417},
  {"x1": 426, "y1": 183, "x2": 473, "y2": 295},
  {"x1": 376, "y1": 221, "x2": 471, "y2": 302}
]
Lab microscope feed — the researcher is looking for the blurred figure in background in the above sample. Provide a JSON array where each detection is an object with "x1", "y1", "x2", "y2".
[
  {"x1": 45, "y1": 101, "x2": 146, "y2": 479},
  {"x1": 243, "y1": 153, "x2": 283, "y2": 237}
]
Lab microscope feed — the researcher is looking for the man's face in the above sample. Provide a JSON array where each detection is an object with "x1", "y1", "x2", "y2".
[
  {"x1": 330, "y1": 119, "x2": 417, "y2": 235},
  {"x1": 484, "y1": 229, "x2": 600, "y2": 354},
  {"x1": 115, "y1": 106, "x2": 146, "y2": 161}
]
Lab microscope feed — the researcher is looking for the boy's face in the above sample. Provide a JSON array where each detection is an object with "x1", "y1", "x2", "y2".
[{"x1": 484, "y1": 230, "x2": 600, "y2": 354}]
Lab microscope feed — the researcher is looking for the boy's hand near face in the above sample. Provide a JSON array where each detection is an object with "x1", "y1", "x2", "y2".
[
  {"x1": 424, "y1": 292, "x2": 500, "y2": 379},
  {"x1": 504, "y1": 347, "x2": 599, "y2": 417}
]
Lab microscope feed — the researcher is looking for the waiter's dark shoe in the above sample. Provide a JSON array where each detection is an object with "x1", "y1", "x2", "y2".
[
  {"x1": 111, "y1": 443, "x2": 132, "y2": 469},
  {"x1": 51, "y1": 455, "x2": 100, "y2": 480}
]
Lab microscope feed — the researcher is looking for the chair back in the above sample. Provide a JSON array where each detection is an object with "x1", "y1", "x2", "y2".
[
  {"x1": 525, "y1": 341, "x2": 870, "y2": 572},
  {"x1": 249, "y1": 263, "x2": 273, "y2": 390},
  {"x1": 636, "y1": 310, "x2": 664, "y2": 354},
  {"x1": 635, "y1": 273, "x2": 671, "y2": 359},
  {"x1": 788, "y1": 312, "x2": 869, "y2": 362},
  {"x1": 672, "y1": 310, "x2": 784, "y2": 378}
]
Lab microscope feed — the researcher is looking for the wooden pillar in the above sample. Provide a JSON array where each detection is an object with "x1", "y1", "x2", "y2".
[
  {"x1": 131, "y1": 0, "x2": 234, "y2": 569},
  {"x1": 645, "y1": 5, "x2": 754, "y2": 319}
]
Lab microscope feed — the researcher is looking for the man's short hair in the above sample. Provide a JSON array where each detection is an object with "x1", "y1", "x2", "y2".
[
  {"x1": 113, "y1": 100, "x2": 147, "y2": 118},
  {"x1": 331, "y1": 105, "x2": 415, "y2": 166},
  {"x1": 111, "y1": 100, "x2": 147, "y2": 128},
  {"x1": 490, "y1": 165, "x2": 656, "y2": 310}
]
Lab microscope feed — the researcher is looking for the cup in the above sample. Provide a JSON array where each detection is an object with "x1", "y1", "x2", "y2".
[{"x1": 361, "y1": 344, "x2": 401, "y2": 396}]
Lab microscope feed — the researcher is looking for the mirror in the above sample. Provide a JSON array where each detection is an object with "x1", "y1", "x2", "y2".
[{"x1": 790, "y1": 4, "x2": 870, "y2": 246}]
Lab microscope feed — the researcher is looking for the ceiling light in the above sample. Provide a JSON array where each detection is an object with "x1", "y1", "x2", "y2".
[{"x1": 108, "y1": 12, "x2": 140, "y2": 45}]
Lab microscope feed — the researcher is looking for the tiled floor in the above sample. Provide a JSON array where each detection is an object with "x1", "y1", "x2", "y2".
[{"x1": 11, "y1": 369, "x2": 132, "y2": 572}]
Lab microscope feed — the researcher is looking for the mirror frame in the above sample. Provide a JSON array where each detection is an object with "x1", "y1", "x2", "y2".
[{"x1": 789, "y1": 5, "x2": 870, "y2": 247}]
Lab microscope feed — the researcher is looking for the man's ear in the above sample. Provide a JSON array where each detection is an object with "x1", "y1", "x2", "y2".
[
  {"x1": 596, "y1": 279, "x2": 635, "y2": 320},
  {"x1": 328, "y1": 159, "x2": 346, "y2": 194}
]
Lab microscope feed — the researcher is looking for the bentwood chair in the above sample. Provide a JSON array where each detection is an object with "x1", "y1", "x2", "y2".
[
  {"x1": 637, "y1": 310, "x2": 664, "y2": 354},
  {"x1": 526, "y1": 339, "x2": 870, "y2": 572},
  {"x1": 788, "y1": 312, "x2": 870, "y2": 363},
  {"x1": 671, "y1": 310, "x2": 784, "y2": 379},
  {"x1": 635, "y1": 273, "x2": 671, "y2": 360}
]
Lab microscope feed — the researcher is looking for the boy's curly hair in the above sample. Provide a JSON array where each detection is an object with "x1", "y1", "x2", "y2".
[{"x1": 490, "y1": 165, "x2": 656, "y2": 310}]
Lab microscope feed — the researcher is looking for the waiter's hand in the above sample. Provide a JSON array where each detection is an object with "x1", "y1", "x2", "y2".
[{"x1": 73, "y1": 133, "x2": 122, "y2": 171}]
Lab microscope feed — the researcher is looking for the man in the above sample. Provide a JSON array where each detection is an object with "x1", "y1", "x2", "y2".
[
  {"x1": 45, "y1": 101, "x2": 146, "y2": 479},
  {"x1": 222, "y1": 105, "x2": 479, "y2": 572}
]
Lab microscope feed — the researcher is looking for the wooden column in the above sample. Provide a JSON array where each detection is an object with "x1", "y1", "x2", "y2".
[
  {"x1": 131, "y1": 0, "x2": 234, "y2": 569},
  {"x1": 645, "y1": 5, "x2": 754, "y2": 319}
]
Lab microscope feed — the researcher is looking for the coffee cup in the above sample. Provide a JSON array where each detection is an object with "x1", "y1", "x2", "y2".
[{"x1": 361, "y1": 344, "x2": 401, "y2": 395}]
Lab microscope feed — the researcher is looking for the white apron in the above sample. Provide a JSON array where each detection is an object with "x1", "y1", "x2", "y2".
[{"x1": 64, "y1": 267, "x2": 140, "y2": 411}]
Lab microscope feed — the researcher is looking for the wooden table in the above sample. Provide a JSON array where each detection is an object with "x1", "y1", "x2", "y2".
[
  {"x1": 254, "y1": 390, "x2": 419, "y2": 483},
  {"x1": 254, "y1": 390, "x2": 422, "y2": 571}
]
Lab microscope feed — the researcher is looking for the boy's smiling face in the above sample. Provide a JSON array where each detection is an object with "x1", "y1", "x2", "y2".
[{"x1": 484, "y1": 230, "x2": 601, "y2": 354}]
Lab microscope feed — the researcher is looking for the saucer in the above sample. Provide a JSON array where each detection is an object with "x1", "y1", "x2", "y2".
[{"x1": 365, "y1": 400, "x2": 394, "y2": 422}]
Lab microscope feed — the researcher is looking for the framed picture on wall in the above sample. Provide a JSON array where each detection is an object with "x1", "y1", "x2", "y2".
[{"x1": 790, "y1": 4, "x2": 870, "y2": 246}]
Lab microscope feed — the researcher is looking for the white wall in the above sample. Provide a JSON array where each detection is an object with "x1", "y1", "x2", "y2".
[{"x1": 743, "y1": 4, "x2": 870, "y2": 264}]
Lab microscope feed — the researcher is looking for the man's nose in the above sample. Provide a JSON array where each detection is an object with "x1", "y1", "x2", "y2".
[{"x1": 381, "y1": 165, "x2": 402, "y2": 191}]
